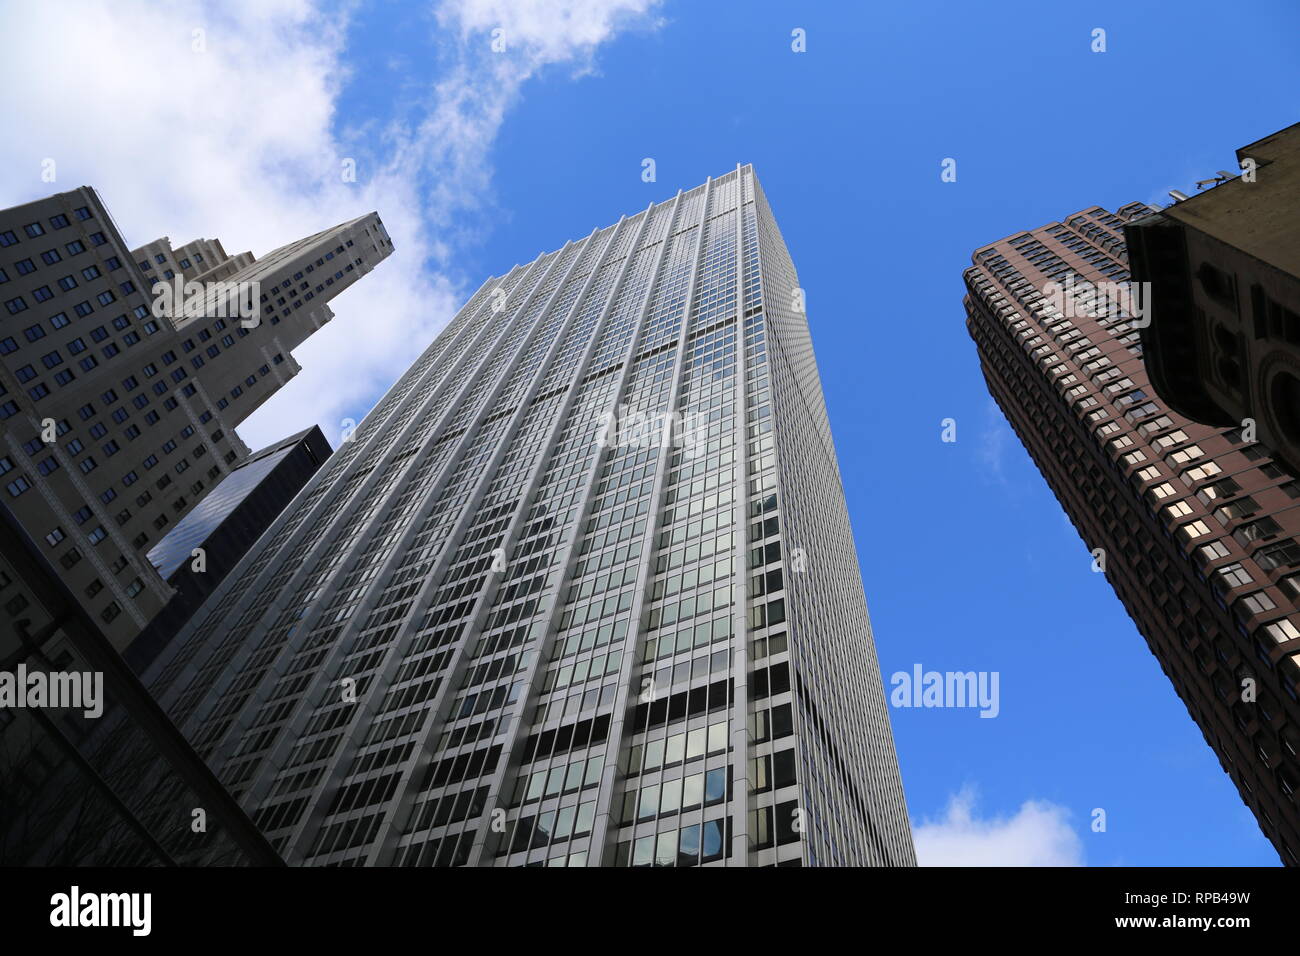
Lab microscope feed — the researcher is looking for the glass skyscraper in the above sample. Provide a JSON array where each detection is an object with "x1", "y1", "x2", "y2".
[
  {"x1": 142, "y1": 165, "x2": 916, "y2": 867},
  {"x1": 146, "y1": 431, "x2": 318, "y2": 580}
]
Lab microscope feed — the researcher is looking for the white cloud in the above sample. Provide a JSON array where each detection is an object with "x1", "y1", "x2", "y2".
[
  {"x1": 439, "y1": 0, "x2": 662, "y2": 68},
  {"x1": 975, "y1": 398, "x2": 1014, "y2": 484},
  {"x1": 913, "y1": 786, "x2": 1085, "y2": 866},
  {"x1": 0, "y1": 0, "x2": 662, "y2": 449}
]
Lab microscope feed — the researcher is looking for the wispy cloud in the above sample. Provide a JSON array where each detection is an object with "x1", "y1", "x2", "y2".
[
  {"x1": 913, "y1": 785, "x2": 1085, "y2": 866},
  {"x1": 975, "y1": 398, "x2": 1015, "y2": 484},
  {"x1": 0, "y1": 0, "x2": 663, "y2": 448}
]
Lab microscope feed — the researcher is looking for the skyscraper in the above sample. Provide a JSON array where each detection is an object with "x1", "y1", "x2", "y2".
[
  {"x1": 965, "y1": 203, "x2": 1300, "y2": 865},
  {"x1": 0, "y1": 188, "x2": 389, "y2": 865},
  {"x1": 128, "y1": 426, "x2": 333, "y2": 674},
  {"x1": 0, "y1": 187, "x2": 392, "y2": 649},
  {"x1": 142, "y1": 165, "x2": 916, "y2": 867}
]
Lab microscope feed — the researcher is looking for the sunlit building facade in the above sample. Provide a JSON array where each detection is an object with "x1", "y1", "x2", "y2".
[
  {"x1": 0, "y1": 187, "x2": 391, "y2": 648},
  {"x1": 143, "y1": 166, "x2": 915, "y2": 867}
]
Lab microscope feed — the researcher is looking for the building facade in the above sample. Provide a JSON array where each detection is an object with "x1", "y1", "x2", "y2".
[
  {"x1": 0, "y1": 187, "x2": 391, "y2": 650},
  {"x1": 1126, "y1": 122, "x2": 1300, "y2": 476},
  {"x1": 965, "y1": 203, "x2": 1300, "y2": 865},
  {"x1": 0, "y1": 188, "x2": 389, "y2": 864},
  {"x1": 0, "y1": 499, "x2": 283, "y2": 866},
  {"x1": 142, "y1": 165, "x2": 916, "y2": 867},
  {"x1": 127, "y1": 426, "x2": 332, "y2": 674}
]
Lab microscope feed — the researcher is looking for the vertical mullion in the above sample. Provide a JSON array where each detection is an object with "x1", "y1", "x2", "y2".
[
  {"x1": 348, "y1": 215, "x2": 636, "y2": 861},
  {"x1": 585, "y1": 175, "x2": 716, "y2": 864},
  {"x1": 727, "y1": 164, "x2": 753, "y2": 865},
  {"x1": 176, "y1": 246, "x2": 571, "y2": 834},
  {"x1": 149, "y1": 258, "x2": 544, "y2": 717},
  {"x1": 280, "y1": 231, "x2": 606, "y2": 860},
  {"x1": 454, "y1": 204, "x2": 662, "y2": 865},
  {"x1": 475, "y1": 191, "x2": 692, "y2": 867}
]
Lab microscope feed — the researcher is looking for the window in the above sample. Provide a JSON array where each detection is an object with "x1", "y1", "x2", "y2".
[
  {"x1": 1258, "y1": 542, "x2": 1300, "y2": 571},
  {"x1": 1217, "y1": 563, "x2": 1254, "y2": 588},
  {"x1": 1183, "y1": 462, "x2": 1222, "y2": 484},
  {"x1": 1169, "y1": 445, "x2": 1205, "y2": 465},
  {"x1": 1176, "y1": 519, "x2": 1211, "y2": 541},
  {"x1": 1264, "y1": 619, "x2": 1300, "y2": 645},
  {"x1": 1149, "y1": 482, "x2": 1177, "y2": 500},
  {"x1": 1234, "y1": 518, "x2": 1281, "y2": 545},
  {"x1": 1239, "y1": 592, "x2": 1277, "y2": 616}
]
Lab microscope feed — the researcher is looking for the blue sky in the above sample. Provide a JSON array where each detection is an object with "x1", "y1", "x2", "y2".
[
  {"x1": 4, "y1": 0, "x2": 1297, "y2": 864},
  {"x1": 354, "y1": 0, "x2": 1293, "y2": 865}
]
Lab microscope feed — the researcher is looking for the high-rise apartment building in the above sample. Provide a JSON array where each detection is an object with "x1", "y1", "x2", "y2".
[
  {"x1": 140, "y1": 165, "x2": 915, "y2": 867},
  {"x1": 0, "y1": 187, "x2": 392, "y2": 648},
  {"x1": 965, "y1": 203, "x2": 1300, "y2": 865},
  {"x1": 1126, "y1": 122, "x2": 1300, "y2": 477}
]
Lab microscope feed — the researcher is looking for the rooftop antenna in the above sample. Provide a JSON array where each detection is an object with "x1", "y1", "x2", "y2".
[
  {"x1": 1168, "y1": 189, "x2": 1190, "y2": 202},
  {"x1": 1195, "y1": 171, "x2": 1237, "y2": 190}
]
